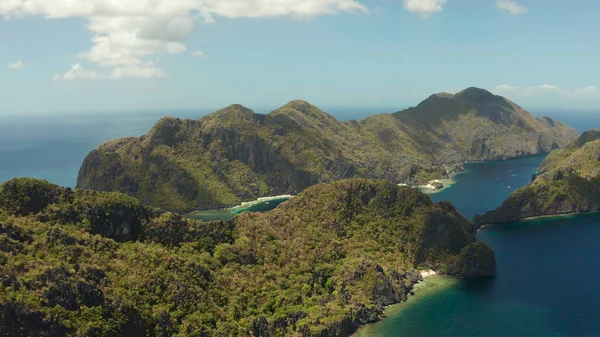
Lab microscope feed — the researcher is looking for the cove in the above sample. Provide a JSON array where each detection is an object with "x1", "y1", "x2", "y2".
[
  {"x1": 184, "y1": 196, "x2": 293, "y2": 221},
  {"x1": 360, "y1": 154, "x2": 600, "y2": 337}
]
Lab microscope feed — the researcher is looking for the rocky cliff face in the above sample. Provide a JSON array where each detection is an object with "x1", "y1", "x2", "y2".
[
  {"x1": 475, "y1": 130, "x2": 600, "y2": 225},
  {"x1": 0, "y1": 178, "x2": 494, "y2": 337},
  {"x1": 77, "y1": 88, "x2": 579, "y2": 213}
]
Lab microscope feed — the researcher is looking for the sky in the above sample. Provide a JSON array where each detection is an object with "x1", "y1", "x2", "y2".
[{"x1": 1, "y1": 0, "x2": 600, "y2": 114}]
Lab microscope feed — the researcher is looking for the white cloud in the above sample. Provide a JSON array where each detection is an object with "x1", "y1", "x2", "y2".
[
  {"x1": 496, "y1": 0, "x2": 527, "y2": 15},
  {"x1": 404, "y1": 0, "x2": 447, "y2": 17},
  {"x1": 492, "y1": 84, "x2": 600, "y2": 102},
  {"x1": 495, "y1": 84, "x2": 520, "y2": 91},
  {"x1": 8, "y1": 60, "x2": 27, "y2": 69},
  {"x1": 1, "y1": 0, "x2": 367, "y2": 79},
  {"x1": 54, "y1": 63, "x2": 102, "y2": 81},
  {"x1": 192, "y1": 51, "x2": 205, "y2": 57},
  {"x1": 109, "y1": 62, "x2": 166, "y2": 79}
]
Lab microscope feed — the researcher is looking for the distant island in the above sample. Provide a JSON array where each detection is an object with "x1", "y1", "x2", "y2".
[
  {"x1": 77, "y1": 87, "x2": 578, "y2": 213},
  {"x1": 0, "y1": 178, "x2": 494, "y2": 336},
  {"x1": 475, "y1": 129, "x2": 600, "y2": 225}
]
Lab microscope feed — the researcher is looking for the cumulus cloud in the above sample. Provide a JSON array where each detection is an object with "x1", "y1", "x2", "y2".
[
  {"x1": 496, "y1": 0, "x2": 527, "y2": 15},
  {"x1": 495, "y1": 84, "x2": 520, "y2": 91},
  {"x1": 192, "y1": 51, "x2": 205, "y2": 57},
  {"x1": 109, "y1": 62, "x2": 166, "y2": 79},
  {"x1": 7, "y1": 60, "x2": 27, "y2": 69},
  {"x1": 54, "y1": 63, "x2": 102, "y2": 81},
  {"x1": 1, "y1": 0, "x2": 367, "y2": 79},
  {"x1": 404, "y1": 0, "x2": 447, "y2": 17}
]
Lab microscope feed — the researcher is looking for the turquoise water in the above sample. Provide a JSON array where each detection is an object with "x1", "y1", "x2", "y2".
[
  {"x1": 185, "y1": 197, "x2": 291, "y2": 221},
  {"x1": 363, "y1": 156, "x2": 600, "y2": 337}
]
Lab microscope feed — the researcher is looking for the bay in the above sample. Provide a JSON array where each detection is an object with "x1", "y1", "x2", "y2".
[{"x1": 361, "y1": 155, "x2": 600, "y2": 337}]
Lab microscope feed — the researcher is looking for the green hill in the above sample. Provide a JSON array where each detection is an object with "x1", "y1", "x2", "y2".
[
  {"x1": 475, "y1": 130, "x2": 600, "y2": 225},
  {"x1": 77, "y1": 88, "x2": 578, "y2": 213},
  {"x1": 0, "y1": 178, "x2": 494, "y2": 336}
]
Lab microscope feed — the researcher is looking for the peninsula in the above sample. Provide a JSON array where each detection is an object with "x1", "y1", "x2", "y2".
[{"x1": 475, "y1": 130, "x2": 600, "y2": 225}]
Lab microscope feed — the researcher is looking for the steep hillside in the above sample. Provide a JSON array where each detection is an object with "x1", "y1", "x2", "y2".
[
  {"x1": 475, "y1": 130, "x2": 600, "y2": 225},
  {"x1": 0, "y1": 178, "x2": 494, "y2": 337},
  {"x1": 77, "y1": 88, "x2": 578, "y2": 213}
]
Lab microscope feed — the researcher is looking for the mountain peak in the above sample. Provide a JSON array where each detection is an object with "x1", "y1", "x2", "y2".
[
  {"x1": 574, "y1": 129, "x2": 600, "y2": 148},
  {"x1": 279, "y1": 100, "x2": 314, "y2": 113},
  {"x1": 454, "y1": 87, "x2": 498, "y2": 103}
]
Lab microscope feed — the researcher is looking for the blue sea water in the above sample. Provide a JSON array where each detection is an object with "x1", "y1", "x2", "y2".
[{"x1": 0, "y1": 110, "x2": 207, "y2": 187}]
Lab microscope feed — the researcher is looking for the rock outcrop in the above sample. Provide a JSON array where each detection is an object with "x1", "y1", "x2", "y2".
[{"x1": 77, "y1": 88, "x2": 578, "y2": 213}]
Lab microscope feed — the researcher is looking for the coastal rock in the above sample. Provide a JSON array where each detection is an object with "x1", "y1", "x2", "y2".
[
  {"x1": 77, "y1": 89, "x2": 578, "y2": 213},
  {"x1": 446, "y1": 242, "x2": 496, "y2": 278},
  {"x1": 430, "y1": 181, "x2": 444, "y2": 190}
]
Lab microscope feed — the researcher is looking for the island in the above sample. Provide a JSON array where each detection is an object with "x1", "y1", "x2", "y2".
[
  {"x1": 475, "y1": 129, "x2": 600, "y2": 225},
  {"x1": 76, "y1": 87, "x2": 578, "y2": 213},
  {"x1": 0, "y1": 178, "x2": 494, "y2": 336}
]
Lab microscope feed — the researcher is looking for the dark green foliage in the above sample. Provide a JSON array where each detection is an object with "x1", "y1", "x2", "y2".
[
  {"x1": 77, "y1": 90, "x2": 579, "y2": 213},
  {"x1": 0, "y1": 178, "x2": 493, "y2": 336},
  {"x1": 0, "y1": 178, "x2": 67, "y2": 216},
  {"x1": 446, "y1": 242, "x2": 496, "y2": 278}
]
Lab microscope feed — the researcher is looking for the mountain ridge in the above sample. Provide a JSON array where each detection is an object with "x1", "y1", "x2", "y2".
[{"x1": 77, "y1": 88, "x2": 579, "y2": 213}]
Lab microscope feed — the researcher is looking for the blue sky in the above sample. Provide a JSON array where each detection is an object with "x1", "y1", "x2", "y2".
[{"x1": 1, "y1": 0, "x2": 600, "y2": 114}]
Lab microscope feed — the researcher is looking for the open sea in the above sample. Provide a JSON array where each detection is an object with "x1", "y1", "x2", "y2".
[{"x1": 1, "y1": 107, "x2": 599, "y2": 336}]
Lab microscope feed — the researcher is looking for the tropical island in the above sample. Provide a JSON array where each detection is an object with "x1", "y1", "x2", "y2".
[
  {"x1": 475, "y1": 129, "x2": 600, "y2": 225},
  {"x1": 0, "y1": 178, "x2": 494, "y2": 336},
  {"x1": 77, "y1": 87, "x2": 578, "y2": 214},
  {"x1": 0, "y1": 88, "x2": 586, "y2": 337}
]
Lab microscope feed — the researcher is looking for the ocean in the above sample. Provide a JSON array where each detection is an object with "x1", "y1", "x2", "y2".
[{"x1": 1, "y1": 108, "x2": 599, "y2": 336}]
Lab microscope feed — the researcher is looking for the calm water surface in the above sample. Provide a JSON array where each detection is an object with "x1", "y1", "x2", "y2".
[{"x1": 362, "y1": 156, "x2": 600, "y2": 337}]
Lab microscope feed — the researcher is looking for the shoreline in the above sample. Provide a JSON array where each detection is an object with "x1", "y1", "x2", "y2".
[
  {"x1": 352, "y1": 271, "x2": 458, "y2": 337},
  {"x1": 400, "y1": 172, "x2": 462, "y2": 195},
  {"x1": 417, "y1": 178, "x2": 456, "y2": 195},
  {"x1": 184, "y1": 195, "x2": 294, "y2": 220},
  {"x1": 478, "y1": 210, "x2": 600, "y2": 229},
  {"x1": 235, "y1": 194, "x2": 294, "y2": 209}
]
